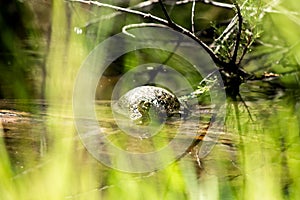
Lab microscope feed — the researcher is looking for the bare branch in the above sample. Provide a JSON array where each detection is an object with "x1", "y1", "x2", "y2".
[
  {"x1": 76, "y1": 0, "x2": 161, "y2": 29},
  {"x1": 191, "y1": 0, "x2": 196, "y2": 33},
  {"x1": 158, "y1": 0, "x2": 174, "y2": 26},
  {"x1": 212, "y1": 16, "x2": 237, "y2": 55},
  {"x1": 215, "y1": 16, "x2": 238, "y2": 42},
  {"x1": 237, "y1": 93, "x2": 254, "y2": 122},
  {"x1": 238, "y1": 31, "x2": 252, "y2": 65},
  {"x1": 231, "y1": 1, "x2": 243, "y2": 65},
  {"x1": 68, "y1": 0, "x2": 225, "y2": 67},
  {"x1": 133, "y1": 0, "x2": 159, "y2": 8},
  {"x1": 176, "y1": 0, "x2": 234, "y2": 9},
  {"x1": 69, "y1": 0, "x2": 168, "y2": 24},
  {"x1": 122, "y1": 23, "x2": 167, "y2": 38}
]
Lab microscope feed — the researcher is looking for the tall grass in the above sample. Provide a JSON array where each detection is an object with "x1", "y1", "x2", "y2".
[{"x1": 1, "y1": 0, "x2": 300, "y2": 200}]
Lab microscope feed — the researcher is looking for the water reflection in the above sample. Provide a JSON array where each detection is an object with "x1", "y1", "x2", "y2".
[{"x1": 0, "y1": 99, "x2": 235, "y2": 175}]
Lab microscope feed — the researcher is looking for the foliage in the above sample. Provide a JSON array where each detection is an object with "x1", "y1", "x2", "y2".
[
  {"x1": 0, "y1": 0, "x2": 42, "y2": 98},
  {"x1": 0, "y1": 0, "x2": 300, "y2": 200}
]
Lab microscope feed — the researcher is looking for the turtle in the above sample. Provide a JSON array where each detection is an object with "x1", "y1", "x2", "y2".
[{"x1": 113, "y1": 86, "x2": 185, "y2": 125}]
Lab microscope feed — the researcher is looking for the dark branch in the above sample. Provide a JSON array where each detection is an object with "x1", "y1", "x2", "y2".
[
  {"x1": 238, "y1": 33, "x2": 252, "y2": 65},
  {"x1": 158, "y1": 0, "x2": 174, "y2": 26},
  {"x1": 237, "y1": 93, "x2": 253, "y2": 122},
  {"x1": 231, "y1": 1, "x2": 243, "y2": 66}
]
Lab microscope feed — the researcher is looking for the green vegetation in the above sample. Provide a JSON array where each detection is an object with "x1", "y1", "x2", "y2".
[{"x1": 0, "y1": 0, "x2": 300, "y2": 199}]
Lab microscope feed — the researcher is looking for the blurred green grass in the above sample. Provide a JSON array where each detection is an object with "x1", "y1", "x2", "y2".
[{"x1": 0, "y1": 0, "x2": 300, "y2": 200}]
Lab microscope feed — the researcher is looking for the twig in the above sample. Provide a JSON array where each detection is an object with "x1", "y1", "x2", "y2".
[
  {"x1": 158, "y1": 0, "x2": 174, "y2": 26},
  {"x1": 122, "y1": 23, "x2": 167, "y2": 38},
  {"x1": 191, "y1": 0, "x2": 196, "y2": 33},
  {"x1": 212, "y1": 16, "x2": 237, "y2": 54},
  {"x1": 147, "y1": 34, "x2": 184, "y2": 83},
  {"x1": 231, "y1": 1, "x2": 243, "y2": 66},
  {"x1": 237, "y1": 32, "x2": 252, "y2": 65},
  {"x1": 212, "y1": 0, "x2": 250, "y2": 62},
  {"x1": 122, "y1": 22, "x2": 183, "y2": 83},
  {"x1": 237, "y1": 93, "x2": 253, "y2": 122},
  {"x1": 72, "y1": 0, "x2": 161, "y2": 29},
  {"x1": 216, "y1": 16, "x2": 237, "y2": 41},
  {"x1": 69, "y1": 0, "x2": 168, "y2": 24},
  {"x1": 176, "y1": 0, "x2": 234, "y2": 9}
]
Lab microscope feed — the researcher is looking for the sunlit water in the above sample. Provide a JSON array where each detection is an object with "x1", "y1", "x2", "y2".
[{"x1": 0, "y1": 99, "x2": 236, "y2": 176}]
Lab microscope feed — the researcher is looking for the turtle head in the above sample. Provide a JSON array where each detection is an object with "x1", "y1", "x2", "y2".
[{"x1": 131, "y1": 101, "x2": 151, "y2": 125}]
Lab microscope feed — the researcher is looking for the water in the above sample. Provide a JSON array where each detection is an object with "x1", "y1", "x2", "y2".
[
  {"x1": 2, "y1": 97, "x2": 298, "y2": 199},
  {"x1": 0, "y1": 99, "x2": 236, "y2": 175}
]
